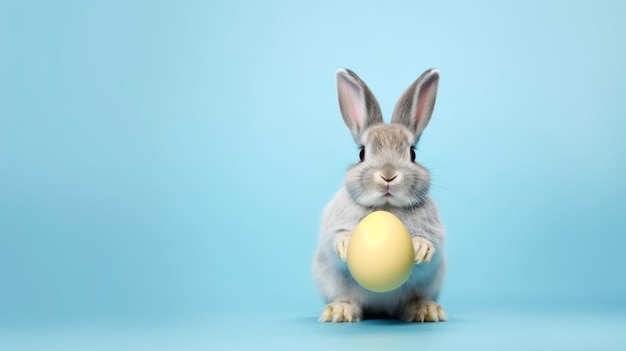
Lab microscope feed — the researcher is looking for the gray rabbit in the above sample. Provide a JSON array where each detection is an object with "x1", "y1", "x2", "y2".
[{"x1": 312, "y1": 68, "x2": 447, "y2": 322}]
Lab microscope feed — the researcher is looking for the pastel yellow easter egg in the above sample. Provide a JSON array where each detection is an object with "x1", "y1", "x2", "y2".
[{"x1": 347, "y1": 211, "x2": 414, "y2": 293}]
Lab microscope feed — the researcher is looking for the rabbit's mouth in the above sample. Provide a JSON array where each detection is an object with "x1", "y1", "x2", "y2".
[{"x1": 384, "y1": 183, "x2": 394, "y2": 197}]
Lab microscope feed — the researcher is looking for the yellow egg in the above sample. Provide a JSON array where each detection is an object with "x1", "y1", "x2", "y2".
[{"x1": 347, "y1": 211, "x2": 414, "y2": 293}]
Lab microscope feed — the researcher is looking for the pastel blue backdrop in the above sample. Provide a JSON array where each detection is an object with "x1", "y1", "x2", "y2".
[{"x1": 1, "y1": 0, "x2": 625, "y2": 349}]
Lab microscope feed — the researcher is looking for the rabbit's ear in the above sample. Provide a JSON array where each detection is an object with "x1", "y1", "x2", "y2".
[
  {"x1": 336, "y1": 69, "x2": 383, "y2": 144},
  {"x1": 391, "y1": 69, "x2": 439, "y2": 142}
]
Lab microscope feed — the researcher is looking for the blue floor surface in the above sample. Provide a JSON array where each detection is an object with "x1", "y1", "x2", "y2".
[{"x1": 2, "y1": 306, "x2": 626, "y2": 350}]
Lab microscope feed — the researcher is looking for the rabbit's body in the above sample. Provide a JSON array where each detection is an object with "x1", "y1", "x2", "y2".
[{"x1": 312, "y1": 68, "x2": 447, "y2": 322}]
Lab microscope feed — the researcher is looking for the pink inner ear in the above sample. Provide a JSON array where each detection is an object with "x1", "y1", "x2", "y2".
[
  {"x1": 348, "y1": 87, "x2": 365, "y2": 128},
  {"x1": 339, "y1": 79, "x2": 366, "y2": 129},
  {"x1": 413, "y1": 79, "x2": 435, "y2": 130}
]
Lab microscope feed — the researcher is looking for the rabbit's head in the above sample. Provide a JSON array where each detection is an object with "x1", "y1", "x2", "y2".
[{"x1": 337, "y1": 68, "x2": 440, "y2": 208}]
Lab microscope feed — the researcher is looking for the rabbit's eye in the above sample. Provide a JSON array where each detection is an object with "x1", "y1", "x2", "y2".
[
  {"x1": 359, "y1": 147, "x2": 365, "y2": 162},
  {"x1": 410, "y1": 148, "x2": 416, "y2": 162}
]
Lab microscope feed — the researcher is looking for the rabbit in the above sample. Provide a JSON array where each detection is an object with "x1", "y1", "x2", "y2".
[{"x1": 312, "y1": 68, "x2": 447, "y2": 323}]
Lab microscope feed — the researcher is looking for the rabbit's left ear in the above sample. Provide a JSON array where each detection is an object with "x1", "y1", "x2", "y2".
[
  {"x1": 336, "y1": 69, "x2": 383, "y2": 144},
  {"x1": 391, "y1": 69, "x2": 439, "y2": 142}
]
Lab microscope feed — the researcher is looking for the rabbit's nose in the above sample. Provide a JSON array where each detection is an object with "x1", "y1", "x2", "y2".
[
  {"x1": 381, "y1": 174, "x2": 397, "y2": 182},
  {"x1": 378, "y1": 164, "x2": 398, "y2": 183}
]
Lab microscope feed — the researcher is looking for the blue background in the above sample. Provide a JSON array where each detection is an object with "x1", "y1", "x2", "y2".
[{"x1": 2, "y1": 0, "x2": 626, "y2": 349}]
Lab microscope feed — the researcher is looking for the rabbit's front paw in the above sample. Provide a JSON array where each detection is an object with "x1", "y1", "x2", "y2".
[
  {"x1": 413, "y1": 236, "x2": 435, "y2": 264},
  {"x1": 319, "y1": 301, "x2": 362, "y2": 323},
  {"x1": 402, "y1": 300, "x2": 447, "y2": 322},
  {"x1": 334, "y1": 232, "x2": 351, "y2": 261}
]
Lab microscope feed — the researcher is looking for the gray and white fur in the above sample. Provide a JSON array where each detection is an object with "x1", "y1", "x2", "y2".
[{"x1": 312, "y1": 68, "x2": 447, "y2": 323}]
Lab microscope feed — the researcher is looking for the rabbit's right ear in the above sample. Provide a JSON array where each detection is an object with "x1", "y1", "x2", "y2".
[
  {"x1": 336, "y1": 69, "x2": 383, "y2": 144},
  {"x1": 391, "y1": 69, "x2": 439, "y2": 143}
]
